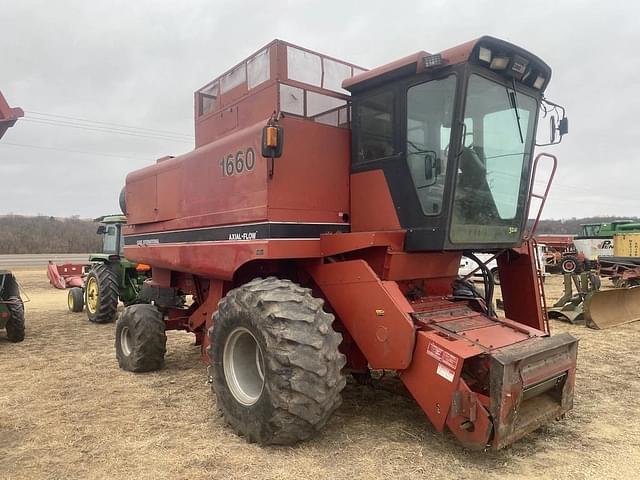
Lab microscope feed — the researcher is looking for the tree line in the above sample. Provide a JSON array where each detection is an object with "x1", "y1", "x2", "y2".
[{"x1": 0, "y1": 215, "x2": 102, "y2": 254}]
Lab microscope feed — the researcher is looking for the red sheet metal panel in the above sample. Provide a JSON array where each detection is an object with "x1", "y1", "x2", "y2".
[
  {"x1": 400, "y1": 331, "x2": 483, "y2": 432},
  {"x1": 307, "y1": 259, "x2": 416, "y2": 369},
  {"x1": 498, "y1": 241, "x2": 546, "y2": 332}
]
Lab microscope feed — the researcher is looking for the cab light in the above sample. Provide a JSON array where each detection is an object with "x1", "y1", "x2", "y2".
[
  {"x1": 423, "y1": 54, "x2": 443, "y2": 68},
  {"x1": 478, "y1": 47, "x2": 492, "y2": 63},
  {"x1": 533, "y1": 75, "x2": 545, "y2": 89},
  {"x1": 490, "y1": 56, "x2": 509, "y2": 70},
  {"x1": 136, "y1": 263, "x2": 152, "y2": 272},
  {"x1": 511, "y1": 55, "x2": 528, "y2": 75}
]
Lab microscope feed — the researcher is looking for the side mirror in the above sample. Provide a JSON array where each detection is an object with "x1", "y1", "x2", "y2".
[
  {"x1": 558, "y1": 117, "x2": 569, "y2": 136},
  {"x1": 96, "y1": 225, "x2": 106, "y2": 235},
  {"x1": 261, "y1": 125, "x2": 284, "y2": 158},
  {"x1": 423, "y1": 152, "x2": 440, "y2": 185}
]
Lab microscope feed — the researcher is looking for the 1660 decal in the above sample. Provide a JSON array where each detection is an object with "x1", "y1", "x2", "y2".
[{"x1": 219, "y1": 147, "x2": 256, "y2": 177}]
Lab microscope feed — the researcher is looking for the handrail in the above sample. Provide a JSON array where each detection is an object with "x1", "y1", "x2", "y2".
[{"x1": 526, "y1": 152, "x2": 558, "y2": 239}]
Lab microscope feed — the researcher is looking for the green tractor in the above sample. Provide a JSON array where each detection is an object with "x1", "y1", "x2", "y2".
[
  {"x1": 0, "y1": 271, "x2": 25, "y2": 342},
  {"x1": 67, "y1": 215, "x2": 150, "y2": 323}
]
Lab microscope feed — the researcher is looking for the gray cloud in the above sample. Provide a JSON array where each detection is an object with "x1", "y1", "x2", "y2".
[{"x1": 0, "y1": 0, "x2": 638, "y2": 218}]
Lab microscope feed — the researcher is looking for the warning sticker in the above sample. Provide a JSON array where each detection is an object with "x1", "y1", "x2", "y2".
[
  {"x1": 436, "y1": 363, "x2": 455, "y2": 383},
  {"x1": 427, "y1": 342, "x2": 459, "y2": 370}
]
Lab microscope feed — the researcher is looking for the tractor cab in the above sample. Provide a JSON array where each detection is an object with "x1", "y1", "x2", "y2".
[
  {"x1": 345, "y1": 36, "x2": 568, "y2": 251},
  {"x1": 92, "y1": 215, "x2": 127, "y2": 260}
]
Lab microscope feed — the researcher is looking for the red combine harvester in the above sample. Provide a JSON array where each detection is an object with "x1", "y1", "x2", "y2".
[{"x1": 118, "y1": 37, "x2": 576, "y2": 449}]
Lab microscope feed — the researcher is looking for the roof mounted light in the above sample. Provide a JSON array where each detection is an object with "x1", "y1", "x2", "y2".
[
  {"x1": 423, "y1": 54, "x2": 442, "y2": 68},
  {"x1": 489, "y1": 56, "x2": 509, "y2": 70},
  {"x1": 533, "y1": 75, "x2": 546, "y2": 90},
  {"x1": 510, "y1": 55, "x2": 528, "y2": 78},
  {"x1": 478, "y1": 47, "x2": 492, "y2": 63}
]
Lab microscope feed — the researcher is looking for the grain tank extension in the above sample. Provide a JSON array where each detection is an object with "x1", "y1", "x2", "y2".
[{"x1": 119, "y1": 38, "x2": 575, "y2": 449}]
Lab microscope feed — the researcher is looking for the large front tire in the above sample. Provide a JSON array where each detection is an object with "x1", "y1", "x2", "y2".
[
  {"x1": 208, "y1": 277, "x2": 346, "y2": 445},
  {"x1": 5, "y1": 296, "x2": 25, "y2": 342},
  {"x1": 85, "y1": 263, "x2": 119, "y2": 323},
  {"x1": 115, "y1": 304, "x2": 166, "y2": 372}
]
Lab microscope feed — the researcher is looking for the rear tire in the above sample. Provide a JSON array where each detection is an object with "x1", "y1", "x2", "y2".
[
  {"x1": 115, "y1": 304, "x2": 166, "y2": 372},
  {"x1": 68, "y1": 287, "x2": 84, "y2": 312},
  {"x1": 85, "y1": 263, "x2": 119, "y2": 323},
  {"x1": 561, "y1": 255, "x2": 581, "y2": 274},
  {"x1": 208, "y1": 277, "x2": 346, "y2": 445},
  {"x1": 5, "y1": 296, "x2": 25, "y2": 342}
]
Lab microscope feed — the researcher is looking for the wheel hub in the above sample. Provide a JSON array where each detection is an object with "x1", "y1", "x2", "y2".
[
  {"x1": 120, "y1": 326, "x2": 132, "y2": 356},
  {"x1": 86, "y1": 277, "x2": 98, "y2": 313},
  {"x1": 223, "y1": 327, "x2": 265, "y2": 406}
]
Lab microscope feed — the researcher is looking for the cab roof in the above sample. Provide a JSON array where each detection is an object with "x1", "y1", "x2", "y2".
[
  {"x1": 342, "y1": 36, "x2": 553, "y2": 93},
  {"x1": 94, "y1": 214, "x2": 127, "y2": 224}
]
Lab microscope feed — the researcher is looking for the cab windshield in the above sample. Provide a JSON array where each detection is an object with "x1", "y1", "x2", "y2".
[{"x1": 450, "y1": 74, "x2": 538, "y2": 244}]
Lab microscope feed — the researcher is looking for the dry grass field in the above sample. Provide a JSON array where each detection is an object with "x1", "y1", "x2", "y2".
[{"x1": 1, "y1": 269, "x2": 639, "y2": 480}]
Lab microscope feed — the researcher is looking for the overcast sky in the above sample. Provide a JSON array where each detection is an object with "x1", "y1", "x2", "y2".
[{"x1": 0, "y1": 0, "x2": 637, "y2": 219}]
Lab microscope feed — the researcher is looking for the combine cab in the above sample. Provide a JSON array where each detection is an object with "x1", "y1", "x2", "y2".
[{"x1": 117, "y1": 37, "x2": 576, "y2": 449}]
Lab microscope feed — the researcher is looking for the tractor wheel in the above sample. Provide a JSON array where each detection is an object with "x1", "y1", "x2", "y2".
[
  {"x1": 490, "y1": 268, "x2": 500, "y2": 285},
  {"x1": 115, "y1": 304, "x2": 166, "y2": 372},
  {"x1": 5, "y1": 296, "x2": 25, "y2": 342},
  {"x1": 208, "y1": 277, "x2": 346, "y2": 445},
  {"x1": 85, "y1": 263, "x2": 119, "y2": 323},
  {"x1": 561, "y1": 255, "x2": 581, "y2": 274},
  {"x1": 68, "y1": 287, "x2": 84, "y2": 312}
]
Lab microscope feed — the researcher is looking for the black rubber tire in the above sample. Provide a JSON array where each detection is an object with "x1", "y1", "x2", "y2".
[
  {"x1": 68, "y1": 287, "x2": 84, "y2": 312},
  {"x1": 561, "y1": 255, "x2": 581, "y2": 274},
  {"x1": 85, "y1": 263, "x2": 119, "y2": 323},
  {"x1": 115, "y1": 304, "x2": 166, "y2": 372},
  {"x1": 208, "y1": 277, "x2": 346, "y2": 445},
  {"x1": 5, "y1": 296, "x2": 25, "y2": 342},
  {"x1": 490, "y1": 268, "x2": 500, "y2": 285}
]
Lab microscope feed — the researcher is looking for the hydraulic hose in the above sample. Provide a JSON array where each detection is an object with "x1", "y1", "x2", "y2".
[{"x1": 463, "y1": 251, "x2": 496, "y2": 317}]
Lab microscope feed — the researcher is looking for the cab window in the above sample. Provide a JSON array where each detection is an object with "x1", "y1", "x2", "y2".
[
  {"x1": 406, "y1": 75, "x2": 457, "y2": 215},
  {"x1": 355, "y1": 90, "x2": 395, "y2": 162}
]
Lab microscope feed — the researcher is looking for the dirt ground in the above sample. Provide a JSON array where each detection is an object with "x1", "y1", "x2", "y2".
[{"x1": 1, "y1": 270, "x2": 639, "y2": 480}]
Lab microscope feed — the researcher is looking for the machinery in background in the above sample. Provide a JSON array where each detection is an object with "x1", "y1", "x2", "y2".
[
  {"x1": 584, "y1": 232, "x2": 640, "y2": 329},
  {"x1": 66, "y1": 215, "x2": 150, "y2": 323},
  {"x1": 0, "y1": 90, "x2": 23, "y2": 140},
  {"x1": 549, "y1": 231, "x2": 640, "y2": 329},
  {"x1": 0, "y1": 271, "x2": 25, "y2": 342},
  {"x1": 562, "y1": 221, "x2": 640, "y2": 274},
  {"x1": 0, "y1": 90, "x2": 25, "y2": 342},
  {"x1": 535, "y1": 234, "x2": 575, "y2": 272},
  {"x1": 547, "y1": 272, "x2": 601, "y2": 325}
]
